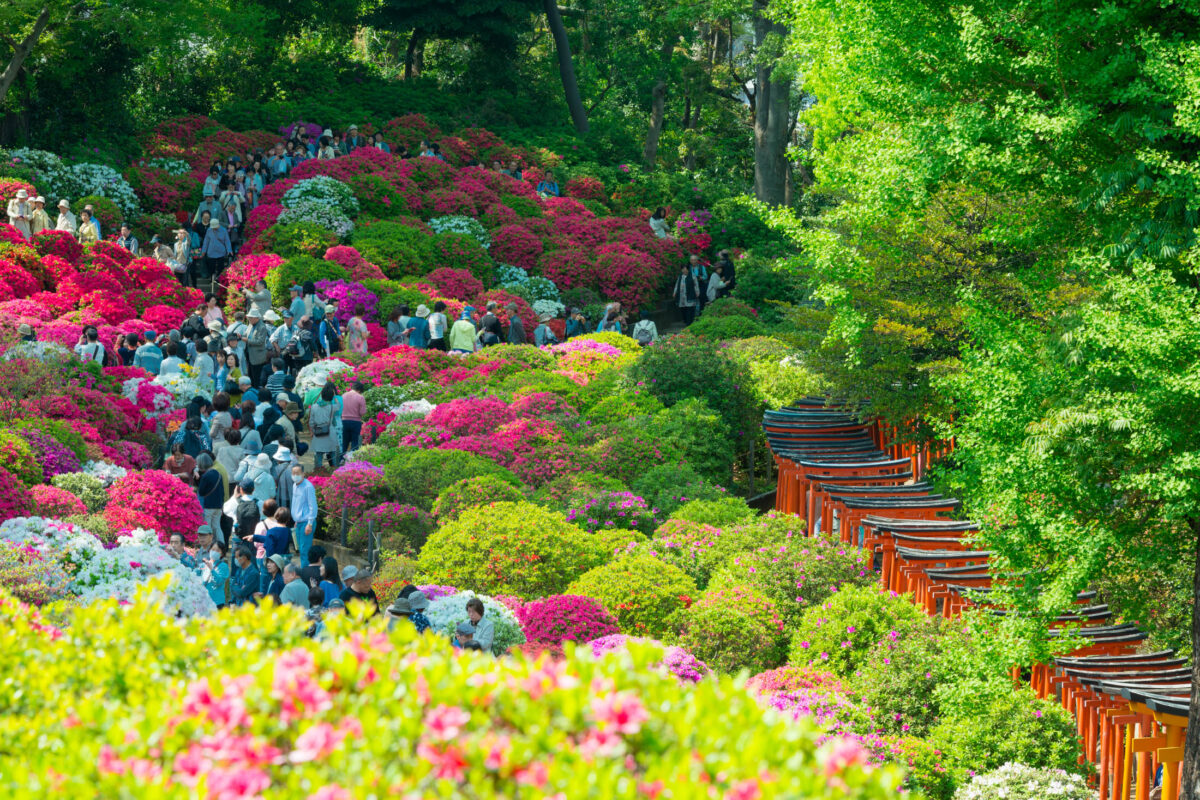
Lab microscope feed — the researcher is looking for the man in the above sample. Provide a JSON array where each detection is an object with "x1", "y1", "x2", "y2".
[
  {"x1": 480, "y1": 301, "x2": 499, "y2": 334},
  {"x1": 465, "y1": 597, "x2": 494, "y2": 652},
  {"x1": 279, "y1": 563, "x2": 310, "y2": 608},
  {"x1": 290, "y1": 464, "x2": 318, "y2": 566},
  {"x1": 300, "y1": 544, "x2": 325, "y2": 586},
  {"x1": 237, "y1": 376, "x2": 259, "y2": 407},
  {"x1": 264, "y1": 358, "x2": 288, "y2": 397},
  {"x1": 505, "y1": 302, "x2": 526, "y2": 345},
  {"x1": 287, "y1": 285, "x2": 306, "y2": 322},
  {"x1": 133, "y1": 330, "x2": 163, "y2": 374},
  {"x1": 159, "y1": 342, "x2": 184, "y2": 375},
  {"x1": 193, "y1": 190, "x2": 224, "y2": 227},
  {"x1": 201, "y1": 219, "x2": 232, "y2": 281},
  {"x1": 116, "y1": 223, "x2": 139, "y2": 255},
  {"x1": 230, "y1": 478, "x2": 260, "y2": 540},
  {"x1": 244, "y1": 310, "x2": 270, "y2": 388},
  {"x1": 29, "y1": 196, "x2": 50, "y2": 236},
  {"x1": 716, "y1": 249, "x2": 737, "y2": 293},
  {"x1": 287, "y1": 316, "x2": 315, "y2": 373},
  {"x1": 385, "y1": 596, "x2": 414, "y2": 632},
  {"x1": 230, "y1": 547, "x2": 260, "y2": 606},
  {"x1": 338, "y1": 569, "x2": 379, "y2": 614},
  {"x1": 342, "y1": 124, "x2": 362, "y2": 153},
  {"x1": 269, "y1": 310, "x2": 294, "y2": 365},
  {"x1": 687, "y1": 255, "x2": 709, "y2": 313},
  {"x1": 74, "y1": 327, "x2": 105, "y2": 364},
  {"x1": 165, "y1": 531, "x2": 196, "y2": 568},
  {"x1": 196, "y1": 525, "x2": 216, "y2": 555},
  {"x1": 196, "y1": 454, "x2": 225, "y2": 543}
]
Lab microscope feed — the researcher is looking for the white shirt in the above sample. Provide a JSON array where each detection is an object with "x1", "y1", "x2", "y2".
[
  {"x1": 159, "y1": 356, "x2": 184, "y2": 375},
  {"x1": 74, "y1": 341, "x2": 105, "y2": 363}
]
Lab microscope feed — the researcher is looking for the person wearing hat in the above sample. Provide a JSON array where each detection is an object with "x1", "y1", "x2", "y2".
[
  {"x1": 287, "y1": 285, "x2": 306, "y2": 323},
  {"x1": 242, "y1": 278, "x2": 272, "y2": 320},
  {"x1": 504, "y1": 302, "x2": 527, "y2": 345},
  {"x1": 408, "y1": 590, "x2": 432, "y2": 633},
  {"x1": 385, "y1": 596, "x2": 413, "y2": 632},
  {"x1": 269, "y1": 308, "x2": 295, "y2": 361},
  {"x1": 29, "y1": 196, "x2": 49, "y2": 236},
  {"x1": 238, "y1": 450, "x2": 277, "y2": 509},
  {"x1": 338, "y1": 567, "x2": 379, "y2": 615},
  {"x1": 341, "y1": 124, "x2": 362, "y2": 155},
  {"x1": 448, "y1": 306, "x2": 479, "y2": 353},
  {"x1": 200, "y1": 218, "x2": 232, "y2": 284},
  {"x1": 116, "y1": 223, "x2": 139, "y2": 256},
  {"x1": 193, "y1": 189, "x2": 224, "y2": 227},
  {"x1": 533, "y1": 312, "x2": 559, "y2": 347},
  {"x1": 243, "y1": 308, "x2": 271, "y2": 388},
  {"x1": 54, "y1": 199, "x2": 77, "y2": 234},
  {"x1": 261, "y1": 553, "x2": 287, "y2": 602},
  {"x1": 452, "y1": 621, "x2": 477, "y2": 649},
  {"x1": 408, "y1": 304, "x2": 431, "y2": 349},
  {"x1": 133, "y1": 331, "x2": 163, "y2": 374},
  {"x1": 14, "y1": 322, "x2": 35, "y2": 343},
  {"x1": 6, "y1": 188, "x2": 31, "y2": 240}
]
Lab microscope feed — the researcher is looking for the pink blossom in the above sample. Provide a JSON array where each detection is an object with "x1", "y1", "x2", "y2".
[
  {"x1": 308, "y1": 787, "x2": 352, "y2": 800},
  {"x1": 515, "y1": 760, "x2": 549, "y2": 787},
  {"x1": 590, "y1": 691, "x2": 649, "y2": 735},
  {"x1": 289, "y1": 722, "x2": 345, "y2": 763},
  {"x1": 423, "y1": 703, "x2": 472, "y2": 742},
  {"x1": 822, "y1": 737, "x2": 869, "y2": 776},
  {"x1": 416, "y1": 742, "x2": 468, "y2": 781}
]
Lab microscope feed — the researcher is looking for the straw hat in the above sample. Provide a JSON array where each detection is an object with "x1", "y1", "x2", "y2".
[
  {"x1": 206, "y1": 320, "x2": 224, "y2": 332},
  {"x1": 58, "y1": 199, "x2": 70, "y2": 210},
  {"x1": 415, "y1": 304, "x2": 430, "y2": 318},
  {"x1": 209, "y1": 219, "x2": 220, "y2": 228},
  {"x1": 17, "y1": 323, "x2": 33, "y2": 336}
]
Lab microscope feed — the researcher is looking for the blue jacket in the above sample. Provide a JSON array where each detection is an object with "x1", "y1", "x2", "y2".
[
  {"x1": 230, "y1": 563, "x2": 259, "y2": 604},
  {"x1": 252, "y1": 525, "x2": 291, "y2": 559},
  {"x1": 407, "y1": 316, "x2": 430, "y2": 349},
  {"x1": 202, "y1": 559, "x2": 230, "y2": 607}
]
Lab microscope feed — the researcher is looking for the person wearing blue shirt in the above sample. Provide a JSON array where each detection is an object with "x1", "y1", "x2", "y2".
[
  {"x1": 133, "y1": 331, "x2": 163, "y2": 374},
  {"x1": 288, "y1": 285, "x2": 306, "y2": 322},
  {"x1": 198, "y1": 540, "x2": 231, "y2": 608},
  {"x1": 688, "y1": 254, "x2": 709, "y2": 313},
  {"x1": 596, "y1": 302, "x2": 622, "y2": 332},
  {"x1": 536, "y1": 170, "x2": 561, "y2": 197},
  {"x1": 408, "y1": 306, "x2": 431, "y2": 348},
  {"x1": 290, "y1": 464, "x2": 319, "y2": 566},
  {"x1": 230, "y1": 547, "x2": 261, "y2": 606},
  {"x1": 238, "y1": 376, "x2": 258, "y2": 407}
]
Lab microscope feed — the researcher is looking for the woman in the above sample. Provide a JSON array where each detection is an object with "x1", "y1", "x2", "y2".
[
  {"x1": 672, "y1": 263, "x2": 700, "y2": 325},
  {"x1": 232, "y1": 430, "x2": 262, "y2": 480},
  {"x1": 427, "y1": 300, "x2": 449, "y2": 352},
  {"x1": 649, "y1": 207, "x2": 671, "y2": 239},
  {"x1": 203, "y1": 294, "x2": 225, "y2": 326},
  {"x1": 706, "y1": 263, "x2": 727, "y2": 305},
  {"x1": 306, "y1": 383, "x2": 340, "y2": 469},
  {"x1": 387, "y1": 305, "x2": 412, "y2": 348},
  {"x1": 598, "y1": 309, "x2": 622, "y2": 334},
  {"x1": 200, "y1": 540, "x2": 230, "y2": 609},
  {"x1": 317, "y1": 135, "x2": 337, "y2": 160},
  {"x1": 478, "y1": 313, "x2": 502, "y2": 348},
  {"x1": 116, "y1": 333, "x2": 139, "y2": 366},
  {"x1": 55, "y1": 199, "x2": 77, "y2": 235},
  {"x1": 301, "y1": 281, "x2": 318, "y2": 318},
  {"x1": 6, "y1": 189, "x2": 31, "y2": 241},
  {"x1": 171, "y1": 229, "x2": 191, "y2": 284},
  {"x1": 408, "y1": 305, "x2": 431, "y2": 349},
  {"x1": 261, "y1": 554, "x2": 285, "y2": 602},
  {"x1": 259, "y1": 406, "x2": 286, "y2": 447},
  {"x1": 215, "y1": 352, "x2": 242, "y2": 397},
  {"x1": 533, "y1": 313, "x2": 558, "y2": 347},
  {"x1": 448, "y1": 307, "x2": 479, "y2": 354},
  {"x1": 346, "y1": 303, "x2": 369, "y2": 355},
  {"x1": 209, "y1": 392, "x2": 234, "y2": 444},
  {"x1": 166, "y1": 442, "x2": 197, "y2": 486},
  {"x1": 318, "y1": 556, "x2": 343, "y2": 606},
  {"x1": 77, "y1": 209, "x2": 98, "y2": 245},
  {"x1": 215, "y1": 427, "x2": 244, "y2": 478}
]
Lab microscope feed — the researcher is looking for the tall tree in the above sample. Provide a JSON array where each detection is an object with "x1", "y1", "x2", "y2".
[
  {"x1": 751, "y1": 0, "x2": 790, "y2": 203},
  {"x1": 543, "y1": 0, "x2": 588, "y2": 133}
]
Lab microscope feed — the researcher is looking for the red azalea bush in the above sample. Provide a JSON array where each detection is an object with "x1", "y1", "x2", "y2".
[
  {"x1": 0, "y1": 466, "x2": 32, "y2": 522},
  {"x1": 33, "y1": 231, "x2": 83, "y2": 265},
  {"x1": 104, "y1": 470, "x2": 205, "y2": 541},
  {"x1": 317, "y1": 461, "x2": 389, "y2": 522},
  {"x1": 565, "y1": 176, "x2": 607, "y2": 203},
  {"x1": 491, "y1": 225, "x2": 544, "y2": 271},
  {"x1": 516, "y1": 594, "x2": 621, "y2": 645},
  {"x1": 29, "y1": 484, "x2": 87, "y2": 517},
  {"x1": 535, "y1": 247, "x2": 596, "y2": 292},
  {"x1": 426, "y1": 268, "x2": 483, "y2": 300},
  {"x1": 0, "y1": 259, "x2": 40, "y2": 299}
]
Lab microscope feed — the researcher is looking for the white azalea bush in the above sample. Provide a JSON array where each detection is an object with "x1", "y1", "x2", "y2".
[
  {"x1": 953, "y1": 763, "x2": 1091, "y2": 800},
  {"x1": 81, "y1": 461, "x2": 128, "y2": 487},
  {"x1": 151, "y1": 370, "x2": 212, "y2": 407},
  {"x1": 296, "y1": 357, "x2": 353, "y2": 394},
  {"x1": 0, "y1": 518, "x2": 215, "y2": 617},
  {"x1": 36, "y1": 159, "x2": 141, "y2": 217},
  {"x1": 278, "y1": 200, "x2": 354, "y2": 238},
  {"x1": 532, "y1": 299, "x2": 566, "y2": 319},
  {"x1": 429, "y1": 215, "x2": 490, "y2": 249},
  {"x1": 1, "y1": 341, "x2": 72, "y2": 363},
  {"x1": 282, "y1": 176, "x2": 360, "y2": 218},
  {"x1": 425, "y1": 590, "x2": 526, "y2": 655},
  {"x1": 138, "y1": 157, "x2": 192, "y2": 175},
  {"x1": 495, "y1": 263, "x2": 529, "y2": 285}
]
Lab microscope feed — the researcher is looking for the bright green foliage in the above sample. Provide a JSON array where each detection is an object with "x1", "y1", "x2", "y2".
[
  {"x1": 640, "y1": 399, "x2": 735, "y2": 485},
  {"x1": 417, "y1": 502, "x2": 607, "y2": 597},
  {"x1": 529, "y1": 471, "x2": 629, "y2": 511},
  {"x1": 687, "y1": 314, "x2": 767, "y2": 340},
  {"x1": 265, "y1": 255, "x2": 349, "y2": 302},
  {"x1": 724, "y1": 336, "x2": 828, "y2": 409},
  {"x1": 432, "y1": 474, "x2": 528, "y2": 522},
  {"x1": 383, "y1": 447, "x2": 521, "y2": 510},
  {"x1": 0, "y1": 586, "x2": 903, "y2": 798},
  {"x1": 568, "y1": 551, "x2": 698, "y2": 636},
  {"x1": 258, "y1": 222, "x2": 341, "y2": 259},
  {"x1": 671, "y1": 585, "x2": 787, "y2": 674},
  {"x1": 856, "y1": 622, "x2": 956, "y2": 737},
  {"x1": 427, "y1": 232, "x2": 494, "y2": 285},
  {"x1": 669, "y1": 497, "x2": 753, "y2": 527},
  {"x1": 50, "y1": 473, "x2": 108, "y2": 513},
  {"x1": 584, "y1": 392, "x2": 665, "y2": 427},
  {"x1": 789, "y1": 585, "x2": 930, "y2": 676},
  {"x1": 630, "y1": 464, "x2": 727, "y2": 517},
  {"x1": 649, "y1": 517, "x2": 784, "y2": 589},
  {"x1": 352, "y1": 222, "x2": 432, "y2": 278}
]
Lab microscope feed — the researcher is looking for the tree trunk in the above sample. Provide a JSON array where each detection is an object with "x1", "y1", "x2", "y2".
[
  {"x1": 0, "y1": 7, "x2": 51, "y2": 107},
  {"x1": 404, "y1": 31, "x2": 424, "y2": 79},
  {"x1": 752, "y1": 0, "x2": 790, "y2": 205},
  {"x1": 543, "y1": 0, "x2": 589, "y2": 134},
  {"x1": 643, "y1": 80, "x2": 667, "y2": 168},
  {"x1": 1181, "y1": 516, "x2": 1200, "y2": 798}
]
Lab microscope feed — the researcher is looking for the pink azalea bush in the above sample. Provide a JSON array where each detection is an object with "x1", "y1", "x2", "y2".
[
  {"x1": 517, "y1": 594, "x2": 620, "y2": 645},
  {"x1": 103, "y1": 470, "x2": 205, "y2": 542},
  {"x1": 29, "y1": 484, "x2": 88, "y2": 517}
]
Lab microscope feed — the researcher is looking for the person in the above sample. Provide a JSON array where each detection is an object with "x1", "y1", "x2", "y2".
[
  {"x1": 193, "y1": 339, "x2": 216, "y2": 389},
  {"x1": 243, "y1": 280, "x2": 272, "y2": 319},
  {"x1": 227, "y1": 474, "x2": 259, "y2": 542},
  {"x1": 286, "y1": 315, "x2": 315, "y2": 373},
  {"x1": 564, "y1": 308, "x2": 587, "y2": 340},
  {"x1": 632, "y1": 310, "x2": 659, "y2": 346},
  {"x1": 244, "y1": 310, "x2": 270, "y2": 388},
  {"x1": 116, "y1": 223, "x2": 139, "y2": 255},
  {"x1": 386, "y1": 306, "x2": 410, "y2": 348},
  {"x1": 199, "y1": 540, "x2": 230, "y2": 608},
  {"x1": 343, "y1": 124, "x2": 362, "y2": 153},
  {"x1": 6, "y1": 189, "x2": 31, "y2": 240},
  {"x1": 116, "y1": 333, "x2": 138, "y2": 366},
  {"x1": 716, "y1": 249, "x2": 737, "y2": 294},
  {"x1": 159, "y1": 342, "x2": 184, "y2": 375},
  {"x1": 315, "y1": 303, "x2": 341, "y2": 358},
  {"x1": 74, "y1": 327, "x2": 105, "y2": 364},
  {"x1": 201, "y1": 219, "x2": 232, "y2": 282},
  {"x1": 672, "y1": 263, "x2": 701, "y2": 325},
  {"x1": 465, "y1": 597, "x2": 495, "y2": 652},
  {"x1": 408, "y1": 590, "x2": 432, "y2": 633},
  {"x1": 427, "y1": 301, "x2": 449, "y2": 351},
  {"x1": 688, "y1": 255, "x2": 709, "y2": 313},
  {"x1": 317, "y1": 556, "x2": 343, "y2": 605},
  {"x1": 279, "y1": 562, "x2": 309, "y2": 607},
  {"x1": 214, "y1": 354, "x2": 242, "y2": 401},
  {"x1": 196, "y1": 454, "x2": 225, "y2": 541},
  {"x1": 317, "y1": 135, "x2": 336, "y2": 160},
  {"x1": 448, "y1": 308, "x2": 478, "y2": 354},
  {"x1": 55, "y1": 199, "x2": 77, "y2": 235},
  {"x1": 237, "y1": 451, "x2": 277, "y2": 508},
  {"x1": 409, "y1": 305, "x2": 431, "y2": 349},
  {"x1": 505, "y1": 159, "x2": 523, "y2": 180},
  {"x1": 532, "y1": 313, "x2": 558, "y2": 347},
  {"x1": 203, "y1": 294, "x2": 225, "y2": 326},
  {"x1": 338, "y1": 569, "x2": 379, "y2": 614},
  {"x1": 165, "y1": 531, "x2": 196, "y2": 568},
  {"x1": 707, "y1": 263, "x2": 727, "y2": 304},
  {"x1": 29, "y1": 196, "x2": 50, "y2": 236},
  {"x1": 261, "y1": 554, "x2": 286, "y2": 602},
  {"x1": 77, "y1": 210, "x2": 98, "y2": 245},
  {"x1": 649, "y1": 206, "x2": 671, "y2": 239},
  {"x1": 297, "y1": 545, "x2": 325, "y2": 588},
  {"x1": 173, "y1": 416, "x2": 210, "y2": 460},
  {"x1": 305, "y1": 386, "x2": 339, "y2": 469},
  {"x1": 536, "y1": 170, "x2": 560, "y2": 197},
  {"x1": 385, "y1": 596, "x2": 415, "y2": 631},
  {"x1": 230, "y1": 547, "x2": 260, "y2": 606},
  {"x1": 290, "y1": 464, "x2": 318, "y2": 565},
  {"x1": 166, "y1": 441, "x2": 197, "y2": 485},
  {"x1": 505, "y1": 303, "x2": 526, "y2": 344},
  {"x1": 452, "y1": 621, "x2": 476, "y2": 649},
  {"x1": 82, "y1": 203, "x2": 102, "y2": 240},
  {"x1": 276, "y1": 403, "x2": 300, "y2": 451},
  {"x1": 170, "y1": 228, "x2": 191, "y2": 282},
  {"x1": 346, "y1": 304, "x2": 369, "y2": 354},
  {"x1": 193, "y1": 190, "x2": 224, "y2": 227},
  {"x1": 301, "y1": 281, "x2": 319, "y2": 319},
  {"x1": 341, "y1": 381, "x2": 366, "y2": 454},
  {"x1": 248, "y1": 505, "x2": 291, "y2": 582},
  {"x1": 264, "y1": 358, "x2": 288, "y2": 397},
  {"x1": 16, "y1": 323, "x2": 35, "y2": 343}
]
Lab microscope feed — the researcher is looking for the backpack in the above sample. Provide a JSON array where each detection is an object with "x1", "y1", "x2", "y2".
[
  {"x1": 319, "y1": 319, "x2": 341, "y2": 356},
  {"x1": 235, "y1": 498, "x2": 260, "y2": 537},
  {"x1": 634, "y1": 321, "x2": 655, "y2": 346},
  {"x1": 309, "y1": 403, "x2": 333, "y2": 437}
]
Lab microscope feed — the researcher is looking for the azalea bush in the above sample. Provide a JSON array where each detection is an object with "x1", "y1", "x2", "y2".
[
  {"x1": 671, "y1": 585, "x2": 787, "y2": 674},
  {"x1": 589, "y1": 634, "x2": 712, "y2": 684},
  {"x1": 103, "y1": 470, "x2": 205, "y2": 542},
  {"x1": 431, "y1": 474, "x2": 527, "y2": 522},
  {"x1": 50, "y1": 472, "x2": 108, "y2": 512},
  {"x1": 516, "y1": 594, "x2": 621, "y2": 645},
  {"x1": 568, "y1": 551, "x2": 697, "y2": 636},
  {"x1": 953, "y1": 763, "x2": 1091, "y2": 800},
  {"x1": 351, "y1": 502, "x2": 434, "y2": 556},
  {"x1": 563, "y1": 490, "x2": 659, "y2": 536},
  {"x1": 789, "y1": 586, "x2": 930, "y2": 677}
]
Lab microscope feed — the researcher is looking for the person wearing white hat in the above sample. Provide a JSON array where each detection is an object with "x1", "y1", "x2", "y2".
[
  {"x1": 6, "y1": 188, "x2": 31, "y2": 240},
  {"x1": 54, "y1": 199, "x2": 77, "y2": 235},
  {"x1": 342, "y1": 124, "x2": 362, "y2": 154},
  {"x1": 29, "y1": 196, "x2": 49, "y2": 236},
  {"x1": 317, "y1": 131, "x2": 336, "y2": 160}
]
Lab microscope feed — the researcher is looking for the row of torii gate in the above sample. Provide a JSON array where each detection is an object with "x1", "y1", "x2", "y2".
[{"x1": 766, "y1": 398, "x2": 1189, "y2": 800}]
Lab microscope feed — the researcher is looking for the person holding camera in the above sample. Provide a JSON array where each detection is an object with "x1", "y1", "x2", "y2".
[{"x1": 74, "y1": 327, "x2": 105, "y2": 364}]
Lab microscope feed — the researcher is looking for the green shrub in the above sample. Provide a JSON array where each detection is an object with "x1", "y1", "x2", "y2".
[
  {"x1": 348, "y1": 173, "x2": 408, "y2": 218},
  {"x1": 723, "y1": 336, "x2": 828, "y2": 408},
  {"x1": 351, "y1": 502, "x2": 435, "y2": 557},
  {"x1": 671, "y1": 585, "x2": 786, "y2": 674},
  {"x1": 789, "y1": 585, "x2": 929, "y2": 676},
  {"x1": 417, "y1": 502, "x2": 606, "y2": 597},
  {"x1": 651, "y1": 516, "x2": 790, "y2": 589},
  {"x1": 352, "y1": 221, "x2": 431, "y2": 278},
  {"x1": 856, "y1": 622, "x2": 955, "y2": 737},
  {"x1": 426, "y1": 232, "x2": 494, "y2": 285},
  {"x1": 362, "y1": 279, "x2": 433, "y2": 322},
  {"x1": 14, "y1": 418, "x2": 88, "y2": 461},
  {"x1": 50, "y1": 473, "x2": 107, "y2": 513},
  {"x1": 62, "y1": 513, "x2": 115, "y2": 544},
  {"x1": 432, "y1": 474, "x2": 527, "y2": 522},
  {"x1": 951, "y1": 763, "x2": 1091, "y2": 800},
  {"x1": 568, "y1": 551, "x2": 698, "y2": 636},
  {"x1": 584, "y1": 428, "x2": 679, "y2": 486},
  {"x1": 530, "y1": 471, "x2": 628, "y2": 511},
  {"x1": 639, "y1": 399, "x2": 734, "y2": 486},
  {"x1": 687, "y1": 314, "x2": 767, "y2": 340},
  {"x1": 257, "y1": 221, "x2": 340, "y2": 259},
  {"x1": 502, "y1": 193, "x2": 542, "y2": 217},
  {"x1": 498, "y1": 369, "x2": 586, "y2": 408},
  {"x1": 669, "y1": 497, "x2": 754, "y2": 528},
  {"x1": 76, "y1": 195, "x2": 124, "y2": 236},
  {"x1": 730, "y1": 253, "x2": 811, "y2": 324},
  {"x1": 630, "y1": 464, "x2": 727, "y2": 517},
  {"x1": 709, "y1": 527, "x2": 872, "y2": 627},
  {"x1": 896, "y1": 736, "x2": 959, "y2": 800},
  {"x1": 265, "y1": 255, "x2": 348, "y2": 303},
  {"x1": 708, "y1": 195, "x2": 785, "y2": 251},
  {"x1": 930, "y1": 691, "x2": 1085, "y2": 783},
  {"x1": 584, "y1": 393, "x2": 665, "y2": 427},
  {"x1": 383, "y1": 447, "x2": 521, "y2": 511}
]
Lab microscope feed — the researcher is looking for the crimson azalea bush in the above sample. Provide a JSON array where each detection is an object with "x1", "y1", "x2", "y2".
[
  {"x1": 516, "y1": 594, "x2": 620, "y2": 645},
  {"x1": 351, "y1": 501, "x2": 434, "y2": 556},
  {"x1": 29, "y1": 484, "x2": 88, "y2": 517},
  {"x1": 417, "y1": 502, "x2": 607, "y2": 598},
  {"x1": 567, "y1": 551, "x2": 697, "y2": 636},
  {"x1": 103, "y1": 470, "x2": 205, "y2": 542},
  {"x1": 318, "y1": 462, "x2": 389, "y2": 523}
]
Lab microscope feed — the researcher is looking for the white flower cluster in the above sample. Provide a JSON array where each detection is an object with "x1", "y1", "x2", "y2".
[
  {"x1": 0, "y1": 341, "x2": 72, "y2": 363},
  {"x1": 425, "y1": 590, "x2": 526, "y2": 656},
  {"x1": 296, "y1": 358, "x2": 353, "y2": 395},
  {"x1": 0, "y1": 518, "x2": 215, "y2": 617},
  {"x1": 532, "y1": 299, "x2": 566, "y2": 319},
  {"x1": 81, "y1": 460, "x2": 128, "y2": 486},
  {"x1": 7, "y1": 147, "x2": 63, "y2": 174},
  {"x1": 19, "y1": 153, "x2": 141, "y2": 218},
  {"x1": 953, "y1": 763, "x2": 1091, "y2": 800},
  {"x1": 520, "y1": 276, "x2": 560, "y2": 303},
  {"x1": 152, "y1": 370, "x2": 212, "y2": 407},
  {"x1": 278, "y1": 201, "x2": 354, "y2": 238},
  {"x1": 429, "y1": 215, "x2": 490, "y2": 249},
  {"x1": 139, "y1": 157, "x2": 192, "y2": 175},
  {"x1": 495, "y1": 263, "x2": 529, "y2": 285},
  {"x1": 282, "y1": 176, "x2": 360, "y2": 218},
  {"x1": 394, "y1": 399, "x2": 436, "y2": 417}
]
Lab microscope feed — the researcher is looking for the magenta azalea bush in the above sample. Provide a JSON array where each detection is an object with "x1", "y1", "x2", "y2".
[
  {"x1": 103, "y1": 469, "x2": 205, "y2": 542},
  {"x1": 588, "y1": 634, "x2": 711, "y2": 684},
  {"x1": 517, "y1": 594, "x2": 620, "y2": 645}
]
